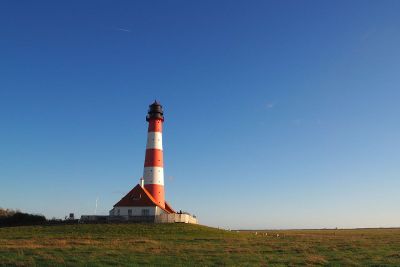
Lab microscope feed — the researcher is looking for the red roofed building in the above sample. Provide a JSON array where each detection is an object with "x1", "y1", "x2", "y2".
[{"x1": 109, "y1": 183, "x2": 175, "y2": 218}]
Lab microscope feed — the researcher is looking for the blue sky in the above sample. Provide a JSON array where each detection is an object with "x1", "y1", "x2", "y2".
[{"x1": 1, "y1": 1, "x2": 399, "y2": 229}]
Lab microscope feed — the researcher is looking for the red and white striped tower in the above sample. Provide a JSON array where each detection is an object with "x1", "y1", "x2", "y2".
[{"x1": 143, "y1": 101, "x2": 165, "y2": 208}]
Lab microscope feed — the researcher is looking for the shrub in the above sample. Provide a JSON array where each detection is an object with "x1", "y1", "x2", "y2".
[
  {"x1": 0, "y1": 208, "x2": 17, "y2": 217},
  {"x1": 0, "y1": 209, "x2": 46, "y2": 227}
]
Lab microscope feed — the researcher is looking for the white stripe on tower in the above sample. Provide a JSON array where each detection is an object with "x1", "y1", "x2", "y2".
[
  {"x1": 146, "y1": 132, "x2": 163, "y2": 150},
  {"x1": 143, "y1": 166, "x2": 164, "y2": 184}
]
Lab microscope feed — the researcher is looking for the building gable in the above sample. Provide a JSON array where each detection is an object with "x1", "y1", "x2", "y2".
[{"x1": 114, "y1": 184, "x2": 173, "y2": 214}]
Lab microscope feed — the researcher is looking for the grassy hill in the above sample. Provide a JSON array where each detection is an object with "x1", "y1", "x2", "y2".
[{"x1": 1, "y1": 223, "x2": 400, "y2": 266}]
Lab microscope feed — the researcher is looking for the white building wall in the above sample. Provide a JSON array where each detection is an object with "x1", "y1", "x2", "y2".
[
  {"x1": 155, "y1": 213, "x2": 198, "y2": 224},
  {"x1": 109, "y1": 206, "x2": 168, "y2": 217}
]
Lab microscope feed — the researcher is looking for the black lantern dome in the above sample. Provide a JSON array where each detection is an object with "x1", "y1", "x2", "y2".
[{"x1": 146, "y1": 100, "x2": 164, "y2": 121}]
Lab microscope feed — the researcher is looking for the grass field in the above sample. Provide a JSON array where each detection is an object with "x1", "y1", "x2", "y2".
[{"x1": 1, "y1": 223, "x2": 400, "y2": 266}]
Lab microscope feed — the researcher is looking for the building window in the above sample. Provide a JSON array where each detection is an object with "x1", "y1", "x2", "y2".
[
  {"x1": 131, "y1": 194, "x2": 141, "y2": 200},
  {"x1": 141, "y1": 209, "x2": 150, "y2": 216},
  {"x1": 117, "y1": 209, "x2": 120, "y2": 216},
  {"x1": 128, "y1": 209, "x2": 132, "y2": 216}
]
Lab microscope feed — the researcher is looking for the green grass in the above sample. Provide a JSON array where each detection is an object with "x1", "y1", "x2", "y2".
[{"x1": 1, "y1": 224, "x2": 400, "y2": 266}]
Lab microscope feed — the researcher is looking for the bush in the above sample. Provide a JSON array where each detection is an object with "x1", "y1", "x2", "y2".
[
  {"x1": 0, "y1": 208, "x2": 17, "y2": 217},
  {"x1": 0, "y1": 209, "x2": 47, "y2": 227}
]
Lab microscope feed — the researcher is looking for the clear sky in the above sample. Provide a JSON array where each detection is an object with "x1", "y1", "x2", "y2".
[{"x1": 1, "y1": 1, "x2": 399, "y2": 229}]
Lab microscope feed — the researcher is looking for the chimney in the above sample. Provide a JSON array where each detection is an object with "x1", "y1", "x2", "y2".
[{"x1": 140, "y1": 177, "x2": 144, "y2": 187}]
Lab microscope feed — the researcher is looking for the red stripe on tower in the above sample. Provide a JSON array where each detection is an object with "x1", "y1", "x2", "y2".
[{"x1": 143, "y1": 101, "x2": 165, "y2": 208}]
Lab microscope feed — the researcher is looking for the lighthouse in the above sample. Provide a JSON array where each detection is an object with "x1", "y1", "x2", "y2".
[
  {"x1": 109, "y1": 101, "x2": 175, "y2": 218},
  {"x1": 106, "y1": 101, "x2": 198, "y2": 224},
  {"x1": 143, "y1": 101, "x2": 165, "y2": 208}
]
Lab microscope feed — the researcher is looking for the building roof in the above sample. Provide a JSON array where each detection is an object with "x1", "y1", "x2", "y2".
[
  {"x1": 113, "y1": 184, "x2": 174, "y2": 214},
  {"x1": 164, "y1": 201, "x2": 175, "y2": 213}
]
